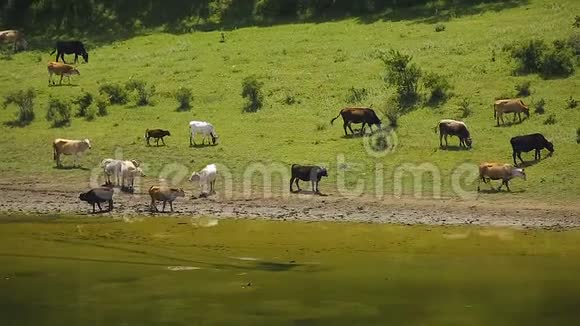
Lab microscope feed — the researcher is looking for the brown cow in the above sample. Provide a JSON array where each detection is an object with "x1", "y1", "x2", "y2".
[
  {"x1": 0, "y1": 30, "x2": 27, "y2": 52},
  {"x1": 47, "y1": 62, "x2": 80, "y2": 85},
  {"x1": 149, "y1": 186, "x2": 185, "y2": 212},
  {"x1": 494, "y1": 99, "x2": 530, "y2": 126},
  {"x1": 478, "y1": 162, "x2": 526, "y2": 192},
  {"x1": 331, "y1": 107, "x2": 381, "y2": 136},
  {"x1": 436, "y1": 119, "x2": 472, "y2": 149}
]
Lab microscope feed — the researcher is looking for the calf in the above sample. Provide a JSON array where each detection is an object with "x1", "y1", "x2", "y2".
[
  {"x1": 149, "y1": 186, "x2": 185, "y2": 212},
  {"x1": 79, "y1": 187, "x2": 114, "y2": 213},
  {"x1": 145, "y1": 129, "x2": 171, "y2": 146},
  {"x1": 478, "y1": 162, "x2": 526, "y2": 192},
  {"x1": 189, "y1": 121, "x2": 219, "y2": 145},
  {"x1": 510, "y1": 133, "x2": 554, "y2": 166},
  {"x1": 51, "y1": 40, "x2": 89, "y2": 64},
  {"x1": 47, "y1": 61, "x2": 80, "y2": 85},
  {"x1": 290, "y1": 164, "x2": 328, "y2": 194},
  {"x1": 436, "y1": 119, "x2": 472, "y2": 149},
  {"x1": 189, "y1": 163, "x2": 217, "y2": 195}
]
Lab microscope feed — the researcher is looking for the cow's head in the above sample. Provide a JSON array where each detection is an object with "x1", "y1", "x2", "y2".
[
  {"x1": 211, "y1": 133, "x2": 219, "y2": 145},
  {"x1": 164, "y1": 130, "x2": 171, "y2": 137},
  {"x1": 189, "y1": 172, "x2": 201, "y2": 183},
  {"x1": 465, "y1": 137, "x2": 473, "y2": 148},
  {"x1": 71, "y1": 68, "x2": 80, "y2": 76},
  {"x1": 513, "y1": 168, "x2": 526, "y2": 181},
  {"x1": 82, "y1": 52, "x2": 89, "y2": 63},
  {"x1": 319, "y1": 167, "x2": 328, "y2": 177},
  {"x1": 523, "y1": 107, "x2": 530, "y2": 117},
  {"x1": 84, "y1": 139, "x2": 92, "y2": 149},
  {"x1": 546, "y1": 140, "x2": 554, "y2": 153},
  {"x1": 79, "y1": 192, "x2": 89, "y2": 202},
  {"x1": 172, "y1": 188, "x2": 186, "y2": 197}
]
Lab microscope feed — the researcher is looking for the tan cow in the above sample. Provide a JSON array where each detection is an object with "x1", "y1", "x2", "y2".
[
  {"x1": 478, "y1": 162, "x2": 526, "y2": 192},
  {"x1": 53, "y1": 138, "x2": 92, "y2": 168},
  {"x1": 149, "y1": 186, "x2": 185, "y2": 212},
  {"x1": 0, "y1": 30, "x2": 27, "y2": 52},
  {"x1": 47, "y1": 61, "x2": 80, "y2": 85},
  {"x1": 494, "y1": 99, "x2": 530, "y2": 126}
]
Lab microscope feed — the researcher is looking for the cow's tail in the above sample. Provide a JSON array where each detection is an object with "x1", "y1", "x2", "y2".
[
  {"x1": 433, "y1": 123, "x2": 439, "y2": 134},
  {"x1": 493, "y1": 104, "x2": 496, "y2": 119},
  {"x1": 330, "y1": 111, "x2": 341, "y2": 125}
]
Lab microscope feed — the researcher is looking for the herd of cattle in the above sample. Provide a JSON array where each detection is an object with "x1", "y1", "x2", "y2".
[{"x1": 2, "y1": 30, "x2": 556, "y2": 213}]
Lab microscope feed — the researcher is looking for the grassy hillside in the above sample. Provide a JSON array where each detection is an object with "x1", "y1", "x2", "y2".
[{"x1": 0, "y1": 0, "x2": 579, "y2": 201}]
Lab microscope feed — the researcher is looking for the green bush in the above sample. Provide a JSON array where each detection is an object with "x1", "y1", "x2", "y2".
[
  {"x1": 95, "y1": 96, "x2": 109, "y2": 117},
  {"x1": 46, "y1": 98, "x2": 72, "y2": 127},
  {"x1": 510, "y1": 39, "x2": 546, "y2": 74},
  {"x1": 576, "y1": 128, "x2": 580, "y2": 144},
  {"x1": 541, "y1": 46, "x2": 575, "y2": 77},
  {"x1": 381, "y1": 97, "x2": 401, "y2": 128},
  {"x1": 380, "y1": 50, "x2": 422, "y2": 106},
  {"x1": 175, "y1": 87, "x2": 193, "y2": 111},
  {"x1": 2, "y1": 88, "x2": 35, "y2": 126},
  {"x1": 509, "y1": 39, "x2": 575, "y2": 77},
  {"x1": 125, "y1": 79, "x2": 155, "y2": 106},
  {"x1": 574, "y1": 15, "x2": 580, "y2": 28},
  {"x1": 241, "y1": 76, "x2": 264, "y2": 113},
  {"x1": 283, "y1": 94, "x2": 300, "y2": 105},
  {"x1": 423, "y1": 72, "x2": 452, "y2": 104},
  {"x1": 73, "y1": 92, "x2": 94, "y2": 117},
  {"x1": 457, "y1": 98, "x2": 472, "y2": 118},
  {"x1": 543, "y1": 114, "x2": 557, "y2": 125},
  {"x1": 99, "y1": 83, "x2": 128, "y2": 105},
  {"x1": 567, "y1": 96, "x2": 578, "y2": 109},
  {"x1": 515, "y1": 81, "x2": 531, "y2": 97},
  {"x1": 534, "y1": 98, "x2": 546, "y2": 114},
  {"x1": 434, "y1": 23, "x2": 445, "y2": 32},
  {"x1": 346, "y1": 87, "x2": 368, "y2": 104}
]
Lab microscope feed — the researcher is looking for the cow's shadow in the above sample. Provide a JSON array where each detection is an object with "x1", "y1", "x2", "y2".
[
  {"x1": 439, "y1": 145, "x2": 470, "y2": 151},
  {"x1": 514, "y1": 153, "x2": 552, "y2": 168},
  {"x1": 190, "y1": 143, "x2": 218, "y2": 148},
  {"x1": 290, "y1": 189, "x2": 328, "y2": 196},
  {"x1": 54, "y1": 165, "x2": 90, "y2": 171},
  {"x1": 48, "y1": 83, "x2": 80, "y2": 88},
  {"x1": 494, "y1": 118, "x2": 528, "y2": 127},
  {"x1": 478, "y1": 188, "x2": 526, "y2": 194}
]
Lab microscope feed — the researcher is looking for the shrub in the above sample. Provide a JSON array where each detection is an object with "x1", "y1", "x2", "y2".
[
  {"x1": 73, "y1": 92, "x2": 93, "y2": 117},
  {"x1": 543, "y1": 114, "x2": 557, "y2": 125},
  {"x1": 99, "y1": 83, "x2": 128, "y2": 105},
  {"x1": 95, "y1": 96, "x2": 109, "y2": 116},
  {"x1": 457, "y1": 98, "x2": 472, "y2": 118},
  {"x1": 381, "y1": 97, "x2": 401, "y2": 128},
  {"x1": 541, "y1": 46, "x2": 575, "y2": 77},
  {"x1": 46, "y1": 97, "x2": 72, "y2": 127},
  {"x1": 423, "y1": 72, "x2": 452, "y2": 104},
  {"x1": 566, "y1": 96, "x2": 578, "y2": 109},
  {"x1": 577, "y1": 128, "x2": 580, "y2": 144},
  {"x1": 509, "y1": 39, "x2": 546, "y2": 74},
  {"x1": 534, "y1": 98, "x2": 546, "y2": 114},
  {"x1": 241, "y1": 76, "x2": 264, "y2": 113},
  {"x1": 315, "y1": 122, "x2": 326, "y2": 131},
  {"x1": 84, "y1": 106, "x2": 97, "y2": 121},
  {"x1": 574, "y1": 15, "x2": 580, "y2": 28},
  {"x1": 346, "y1": 87, "x2": 368, "y2": 103},
  {"x1": 2, "y1": 88, "x2": 35, "y2": 126},
  {"x1": 369, "y1": 131, "x2": 390, "y2": 152},
  {"x1": 283, "y1": 94, "x2": 300, "y2": 105},
  {"x1": 175, "y1": 87, "x2": 193, "y2": 111},
  {"x1": 434, "y1": 23, "x2": 445, "y2": 32},
  {"x1": 568, "y1": 33, "x2": 580, "y2": 55},
  {"x1": 380, "y1": 50, "x2": 422, "y2": 106},
  {"x1": 125, "y1": 79, "x2": 155, "y2": 106},
  {"x1": 515, "y1": 81, "x2": 531, "y2": 97}
]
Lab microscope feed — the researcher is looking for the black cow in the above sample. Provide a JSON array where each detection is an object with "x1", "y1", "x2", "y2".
[
  {"x1": 145, "y1": 129, "x2": 171, "y2": 146},
  {"x1": 331, "y1": 107, "x2": 381, "y2": 136},
  {"x1": 51, "y1": 41, "x2": 89, "y2": 64},
  {"x1": 510, "y1": 133, "x2": 554, "y2": 165},
  {"x1": 290, "y1": 164, "x2": 328, "y2": 194},
  {"x1": 79, "y1": 187, "x2": 114, "y2": 213}
]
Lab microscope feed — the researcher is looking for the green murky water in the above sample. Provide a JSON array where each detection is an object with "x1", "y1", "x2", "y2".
[{"x1": 1, "y1": 215, "x2": 580, "y2": 325}]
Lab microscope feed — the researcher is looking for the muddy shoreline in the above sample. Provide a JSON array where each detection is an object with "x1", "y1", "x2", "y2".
[{"x1": 1, "y1": 183, "x2": 579, "y2": 229}]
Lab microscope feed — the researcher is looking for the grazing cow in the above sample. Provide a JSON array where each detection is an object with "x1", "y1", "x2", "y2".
[
  {"x1": 331, "y1": 107, "x2": 381, "y2": 136},
  {"x1": 149, "y1": 186, "x2": 185, "y2": 212},
  {"x1": 494, "y1": 99, "x2": 530, "y2": 126},
  {"x1": 478, "y1": 162, "x2": 526, "y2": 192},
  {"x1": 145, "y1": 129, "x2": 171, "y2": 146},
  {"x1": 47, "y1": 62, "x2": 80, "y2": 85},
  {"x1": 290, "y1": 164, "x2": 328, "y2": 194},
  {"x1": 121, "y1": 160, "x2": 145, "y2": 191},
  {"x1": 53, "y1": 138, "x2": 91, "y2": 167},
  {"x1": 189, "y1": 164, "x2": 217, "y2": 195},
  {"x1": 436, "y1": 119, "x2": 472, "y2": 149},
  {"x1": 101, "y1": 159, "x2": 141, "y2": 186},
  {"x1": 0, "y1": 30, "x2": 27, "y2": 52},
  {"x1": 79, "y1": 187, "x2": 114, "y2": 213},
  {"x1": 51, "y1": 41, "x2": 89, "y2": 64},
  {"x1": 189, "y1": 121, "x2": 219, "y2": 146},
  {"x1": 510, "y1": 133, "x2": 554, "y2": 166}
]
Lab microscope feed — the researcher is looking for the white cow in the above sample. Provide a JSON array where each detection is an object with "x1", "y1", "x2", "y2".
[
  {"x1": 189, "y1": 121, "x2": 219, "y2": 146},
  {"x1": 53, "y1": 138, "x2": 91, "y2": 167},
  {"x1": 121, "y1": 160, "x2": 145, "y2": 190},
  {"x1": 189, "y1": 163, "x2": 217, "y2": 195},
  {"x1": 101, "y1": 159, "x2": 141, "y2": 186}
]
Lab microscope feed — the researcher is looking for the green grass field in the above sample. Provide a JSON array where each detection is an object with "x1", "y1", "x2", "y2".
[
  {"x1": 2, "y1": 215, "x2": 580, "y2": 325},
  {"x1": 0, "y1": 0, "x2": 579, "y2": 201}
]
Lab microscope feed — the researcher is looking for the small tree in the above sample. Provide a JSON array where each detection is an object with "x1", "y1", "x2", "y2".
[
  {"x1": 95, "y1": 96, "x2": 109, "y2": 116},
  {"x1": 534, "y1": 98, "x2": 546, "y2": 114},
  {"x1": 175, "y1": 87, "x2": 193, "y2": 111},
  {"x1": 381, "y1": 50, "x2": 422, "y2": 106},
  {"x1": 46, "y1": 98, "x2": 72, "y2": 127},
  {"x1": 2, "y1": 88, "x2": 35, "y2": 126},
  {"x1": 73, "y1": 92, "x2": 94, "y2": 117},
  {"x1": 457, "y1": 98, "x2": 472, "y2": 118},
  {"x1": 423, "y1": 72, "x2": 452, "y2": 104},
  {"x1": 241, "y1": 76, "x2": 264, "y2": 112},
  {"x1": 125, "y1": 79, "x2": 155, "y2": 106},
  {"x1": 515, "y1": 81, "x2": 531, "y2": 97},
  {"x1": 381, "y1": 97, "x2": 401, "y2": 128},
  {"x1": 99, "y1": 83, "x2": 128, "y2": 105}
]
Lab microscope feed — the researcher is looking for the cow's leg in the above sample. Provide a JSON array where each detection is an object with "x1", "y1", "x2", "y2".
[
  {"x1": 74, "y1": 54, "x2": 78, "y2": 64},
  {"x1": 513, "y1": 151, "x2": 518, "y2": 166},
  {"x1": 161, "y1": 137, "x2": 166, "y2": 146},
  {"x1": 439, "y1": 133, "x2": 443, "y2": 148},
  {"x1": 92, "y1": 202, "x2": 96, "y2": 213},
  {"x1": 169, "y1": 201, "x2": 174, "y2": 212},
  {"x1": 517, "y1": 152, "x2": 524, "y2": 164},
  {"x1": 146, "y1": 136, "x2": 150, "y2": 146},
  {"x1": 444, "y1": 134, "x2": 448, "y2": 148},
  {"x1": 347, "y1": 123, "x2": 355, "y2": 135},
  {"x1": 155, "y1": 138, "x2": 159, "y2": 146},
  {"x1": 311, "y1": 180, "x2": 316, "y2": 192},
  {"x1": 504, "y1": 180, "x2": 511, "y2": 192},
  {"x1": 150, "y1": 199, "x2": 157, "y2": 212},
  {"x1": 342, "y1": 122, "x2": 348, "y2": 136},
  {"x1": 108, "y1": 200, "x2": 113, "y2": 211},
  {"x1": 360, "y1": 122, "x2": 366, "y2": 135},
  {"x1": 290, "y1": 177, "x2": 295, "y2": 192},
  {"x1": 162, "y1": 201, "x2": 166, "y2": 212},
  {"x1": 97, "y1": 202, "x2": 102, "y2": 211}
]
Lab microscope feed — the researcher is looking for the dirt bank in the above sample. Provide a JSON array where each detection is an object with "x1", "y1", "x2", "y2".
[{"x1": 1, "y1": 181, "x2": 579, "y2": 229}]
